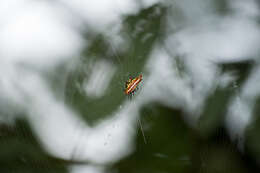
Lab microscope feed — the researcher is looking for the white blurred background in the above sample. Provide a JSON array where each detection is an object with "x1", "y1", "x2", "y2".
[{"x1": 1, "y1": 0, "x2": 260, "y2": 173}]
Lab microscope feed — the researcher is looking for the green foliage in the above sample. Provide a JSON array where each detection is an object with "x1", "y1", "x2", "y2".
[
  {"x1": 245, "y1": 97, "x2": 260, "y2": 162},
  {"x1": 110, "y1": 104, "x2": 256, "y2": 173},
  {"x1": 193, "y1": 129, "x2": 254, "y2": 173},
  {"x1": 198, "y1": 61, "x2": 253, "y2": 137},
  {"x1": 65, "y1": 4, "x2": 166, "y2": 125},
  {"x1": 1, "y1": 2, "x2": 260, "y2": 173},
  {"x1": 110, "y1": 103, "x2": 195, "y2": 173},
  {"x1": 0, "y1": 119, "x2": 68, "y2": 173}
]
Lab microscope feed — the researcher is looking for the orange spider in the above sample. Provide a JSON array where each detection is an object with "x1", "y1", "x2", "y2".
[
  {"x1": 124, "y1": 74, "x2": 143, "y2": 97},
  {"x1": 124, "y1": 74, "x2": 146, "y2": 143}
]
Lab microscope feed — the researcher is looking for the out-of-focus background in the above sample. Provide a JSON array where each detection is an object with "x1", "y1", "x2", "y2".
[{"x1": 1, "y1": 0, "x2": 260, "y2": 172}]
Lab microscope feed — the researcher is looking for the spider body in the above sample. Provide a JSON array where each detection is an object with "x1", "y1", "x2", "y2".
[{"x1": 124, "y1": 74, "x2": 143, "y2": 96}]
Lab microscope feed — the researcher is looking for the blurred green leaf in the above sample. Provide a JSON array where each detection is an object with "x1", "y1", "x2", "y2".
[
  {"x1": 110, "y1": 103, "x2": 196, "y2": 173},
  {"x1": 65, "y1": 4, "x2": 166, "y2": 125},
  {"x1": 198, "y1": 60, "x2": 253, "y2": 137},
  {"x1": 0, "y1": 119, "x2": 68, "y2": 173},
  {"x1": 245, "y1": 97, "x2": 260, "y2": 163},
  {"x1": 193, "y1": 128, "x2": 253, "y2": 173}
]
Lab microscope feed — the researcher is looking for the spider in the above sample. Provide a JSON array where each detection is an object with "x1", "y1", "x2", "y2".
[
  {"x1": 124, "y1": 74, "x2": 143, "y2": 97},
  {"x1": 124, "y1": 74, "x2": 146, "y2": 143}
]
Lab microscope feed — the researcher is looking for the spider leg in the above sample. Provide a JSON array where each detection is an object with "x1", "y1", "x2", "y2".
[
  {"x1": 128, "y1": 92, "x2": 132, "y2": 99},
  {"x1": 125, "y1": 81, "x2": 129, "y2": 88},
  {"x1": 131, "y1": 91, "x2": 134, "y2": 98}
]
